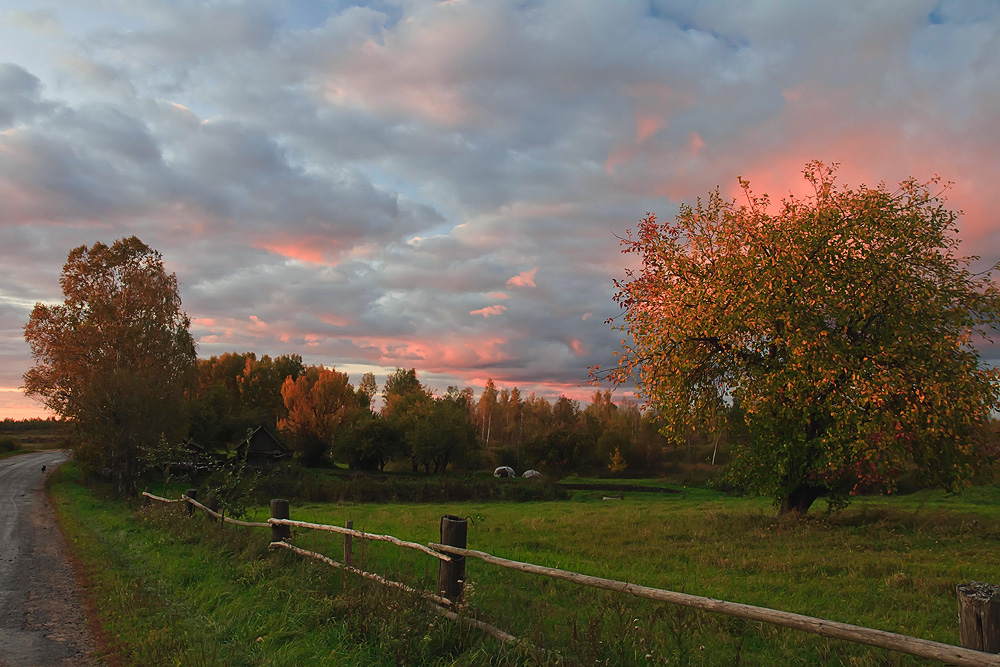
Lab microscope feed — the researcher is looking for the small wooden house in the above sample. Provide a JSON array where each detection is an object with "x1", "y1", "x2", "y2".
[{"x1": 235, "y1": 426, "x2": 292, "y2": 466}]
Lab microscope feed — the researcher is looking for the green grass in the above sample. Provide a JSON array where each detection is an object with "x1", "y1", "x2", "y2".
[
  {"x1": 51, "y1": 464, "x2": 529, "y2": 666},
  {"x1": 55, "y1": 465, "x2": 1000, "y2": 665}
]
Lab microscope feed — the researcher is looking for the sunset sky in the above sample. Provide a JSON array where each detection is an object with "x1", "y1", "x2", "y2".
[{"x1": 2, "y1": 1, "x2": 999, "y2": 419}]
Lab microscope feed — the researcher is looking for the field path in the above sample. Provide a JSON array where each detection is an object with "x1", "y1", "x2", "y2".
[{"x1": 0, "y1": 451, "x2": 100, "y2": 666}]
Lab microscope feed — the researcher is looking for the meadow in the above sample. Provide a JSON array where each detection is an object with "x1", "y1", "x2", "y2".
[
  {"x1": 48, "y1": 461, "x2": 1000, "y2": 666},
  {"x1": 0, "y1": 419, "x2": 68, "y2": 460}
]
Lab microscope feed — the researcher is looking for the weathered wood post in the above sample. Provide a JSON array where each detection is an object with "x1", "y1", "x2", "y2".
[
  {"x1": 958, "y1": 581, "x2": 1000, "y2": 653},
  {"x1": 344, "y1": 519, "x2": 353, "y2": 566},
  {"x1": 206, "y1": 495, "x2": 219, "y2": 522},
  {"x1": 437, "y1": 515, "x2": 467, "y2": 604},
  {"x1": 185, "y1": 489, "x2": 197, "y2": 516},
  {"x1": 270, "y1": 499, "x2": 290, "y2": 544}
]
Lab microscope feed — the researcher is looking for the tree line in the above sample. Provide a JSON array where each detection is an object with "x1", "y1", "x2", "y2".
[{"x1": 187, "y1": 353, "x2": 679, "y2": 476}]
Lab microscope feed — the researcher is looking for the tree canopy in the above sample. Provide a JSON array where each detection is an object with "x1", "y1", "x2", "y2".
[
  {"x1": 23, "y1": 237, "x2": 196, "y2": 494},
  {"x1": 600, "y1": 162, "x2": 1000, "y2": 513},
  {"x1": 279, "y1": 365, "x2": 358, "y2": 466}
]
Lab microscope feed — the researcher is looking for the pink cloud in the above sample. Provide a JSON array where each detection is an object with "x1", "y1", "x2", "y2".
[
  {"x1": 199, "y1": 329, "x2": 235, "y2": 344},
  {"x1": 470, "y1": 304, "x2": 507, "y2": 318},
  {"x1": 255, "y1": 235, "x2": 343, "y2": 265},
  {"x1": 320, "y1": 314, "x2": 353, "y2": 327},
  {"x1": 487, "y1": 291, "x2": 510, "y2": 300},
  {"x1": 506, "y1": 268, "x2": 537, "y2": 288},
  {"x1": 247, "y1": 315, "x2": 268, "y2": 332},
  {"x1": 358, "y1": 334, "x2": 513, "y2": 371},
  {"x1": 636, "y1": 112, "x2": 665, "y2": 144},
  {"x1": 566, "y1": 338, "x2": 588, "y2": 356},
  {"x1": 686, "y1": 131, "x2": 705, "y2": 158},
  {"x1": 605, "y1": 84, "x2": 694, "y2": 174}
]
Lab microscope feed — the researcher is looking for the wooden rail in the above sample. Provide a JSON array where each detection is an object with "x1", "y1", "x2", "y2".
[
  {"x1": 430, "y1": 544, "x2": 1000, "y2": 667},
  {"x1": 269, "y1": 517, "x2": 450, "y2": 561},
  {"x1": 181, "y1": 495, "x2": 271, "y2": 527},
  {"x1": 142, "y1": 491, "x2": 183, "y2": 503}
]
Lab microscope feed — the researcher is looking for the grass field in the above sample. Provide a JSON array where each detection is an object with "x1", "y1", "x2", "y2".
[
  {"x1": 52, "y1": 464, "x2": 1000, "y2": 666},
  {"x1": 0, "y1": 420, "x2": 69, "y2": 460}
]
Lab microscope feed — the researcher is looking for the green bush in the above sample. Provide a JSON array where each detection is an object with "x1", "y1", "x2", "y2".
[{"x1": 0, "y1": 437, "x2": 19, "y2": 453}]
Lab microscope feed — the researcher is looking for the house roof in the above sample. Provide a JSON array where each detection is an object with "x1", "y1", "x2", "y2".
[{"x1": 236, "y1": 426, "x2": 291, "y2": 458}]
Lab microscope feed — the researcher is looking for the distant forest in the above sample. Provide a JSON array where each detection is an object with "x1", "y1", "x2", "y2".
[{"x1": 186, "y1": 352, "x2": 735, "y2": 477}]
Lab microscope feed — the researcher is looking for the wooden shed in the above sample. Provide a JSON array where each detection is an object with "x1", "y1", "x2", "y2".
[{"x1": 235, "y1": 426, "x2": 292, "y2": 466}]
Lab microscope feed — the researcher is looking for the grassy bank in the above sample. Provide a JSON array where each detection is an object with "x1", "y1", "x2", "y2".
[
  {"x1": 54, "y1": 463, "x2": 1000, "y2": 665},
  {"x1": 50, "y1": 463, "x2": 525, "y2": 666}
]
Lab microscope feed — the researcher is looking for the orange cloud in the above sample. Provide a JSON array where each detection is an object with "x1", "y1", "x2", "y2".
[
  {"x1": 506, "y1": 268, "x2": 537, "y2": 288},
  {"x1": 470, "y1": 304, "x2": 507, "y2": 318},
  {"x1": 487, "y1": 291, "x2": 511, "y2": 300}
]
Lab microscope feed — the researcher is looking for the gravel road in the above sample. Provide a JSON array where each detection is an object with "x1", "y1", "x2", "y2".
[{"x1": 0, "y1": 451, "x2": 99, "y2": 666}]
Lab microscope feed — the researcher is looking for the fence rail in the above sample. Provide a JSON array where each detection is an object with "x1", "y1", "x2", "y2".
[
  {"x1": 183, "y1": 495, "x2": 271, "y2": 527},
  {"x1": 268, "y1": 517, "x2": 450, "y2": 561},
  {"x1": 145, "y1": 492, "x2": 1000, "y2": 665}
]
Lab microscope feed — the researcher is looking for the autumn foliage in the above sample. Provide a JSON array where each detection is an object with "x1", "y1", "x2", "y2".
[
  {"x1": 23, "y1": 237, "x2": 196, "y2": 494},
  {"x1": 602, "y1": 162, "x2": 1000, "y2": 513},
  {"x1": 279, "y1": 366, "x2": 359, "y2": 466}
]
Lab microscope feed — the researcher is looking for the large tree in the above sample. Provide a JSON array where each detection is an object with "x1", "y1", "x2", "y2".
[
  {"x1": 24, "y1": 237, "x2": 196, "y2": 494},
  {"x1": 279, "y1": 365, "x2": 357, "y2": 466},
  {"x1": 600, "y1": 162, "x2": 1000, "y2": 513}
]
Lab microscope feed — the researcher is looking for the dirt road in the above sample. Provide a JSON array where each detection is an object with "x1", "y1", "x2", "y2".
[{"x1": 0, "y1": 451, "x2": 99, "y2": 666}]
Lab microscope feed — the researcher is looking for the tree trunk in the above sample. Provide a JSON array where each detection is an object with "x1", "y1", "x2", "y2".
[{"x1": 779, "y1": 484, "x2": 823, "y2": 515}]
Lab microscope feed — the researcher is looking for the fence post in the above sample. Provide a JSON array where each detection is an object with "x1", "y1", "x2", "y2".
[
  {"x1": 344, "y1": 519, "x2": 353, "y2": 566},
  {"x1": 437, "y1": 515, "x2": 467, "y2": 604},
  {"x1": 958, "y1": 581, "x2": 1000, "y2": 653},
  {"x1": 185, "y1": 489, "x2": 197, "y2": 516},
  {"x1": 206, "y1": 495, "x2": 219, "y2": 522},
  {"x1": 270, "y1": 499, "x2": 290, "y2": 544}
]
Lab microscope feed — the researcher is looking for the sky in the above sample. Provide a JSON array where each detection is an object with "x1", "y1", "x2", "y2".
[{"x1": 2, "y1": 0, "x2": 1000, "y2": 420}]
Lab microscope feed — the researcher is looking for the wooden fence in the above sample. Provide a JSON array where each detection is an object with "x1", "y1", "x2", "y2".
[{"x1": 142, "y1": 491, "x2": 1000, "y2": 666}]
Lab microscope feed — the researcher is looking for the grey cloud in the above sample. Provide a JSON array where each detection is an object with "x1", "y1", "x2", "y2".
[{"x1": 0, "y1": 63, "x2": 51, "y2": 128}]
